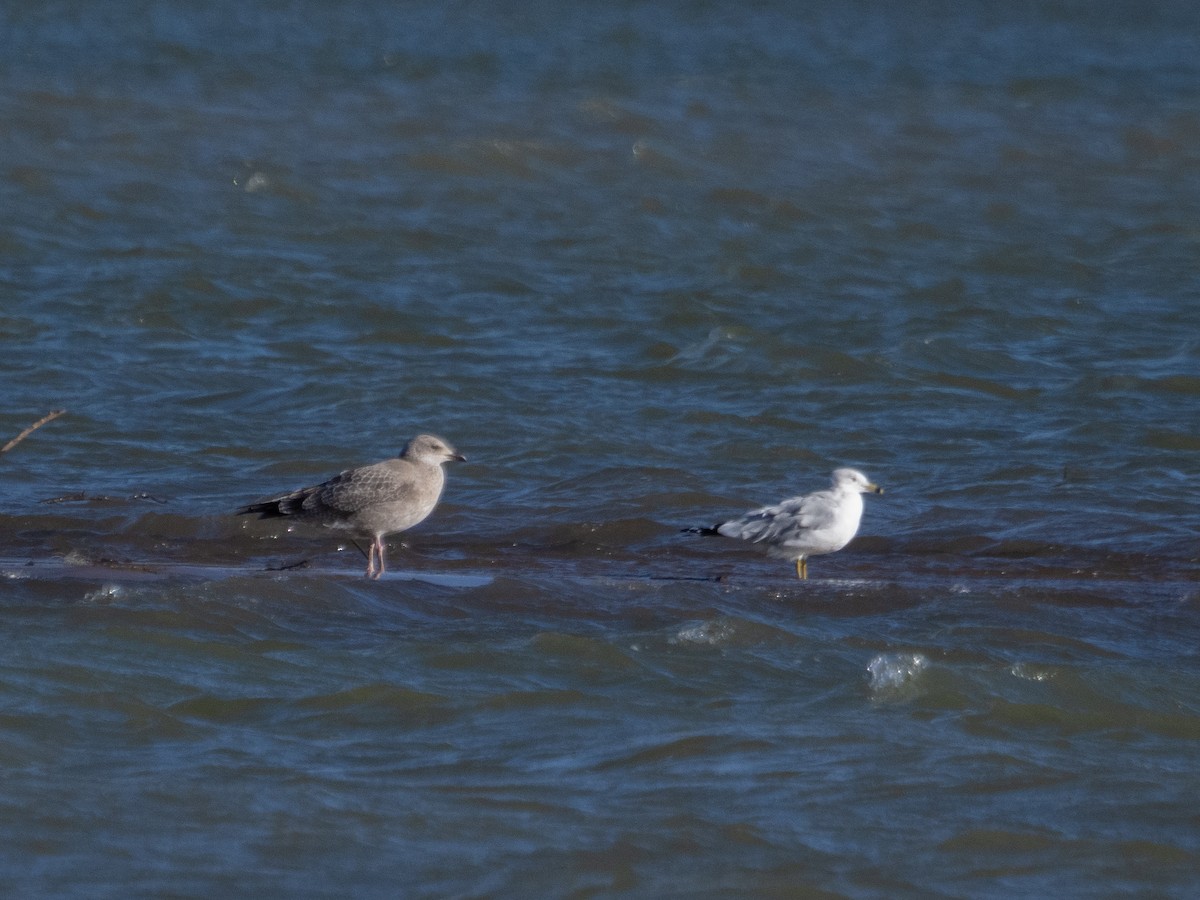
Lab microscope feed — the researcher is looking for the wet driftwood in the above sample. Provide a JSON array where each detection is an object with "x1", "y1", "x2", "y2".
[{"x1": 1, "y1": 409, "x2": 66, "y2": 455}]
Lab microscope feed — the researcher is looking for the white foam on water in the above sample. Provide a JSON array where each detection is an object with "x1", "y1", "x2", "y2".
[
  {"x1": 671, "y1": 620, "x2": 736, "y2": 646},
  {"x1": 1010, "y1": 662, "x2": 1055, "y2": 682},
  {"x1": 866, "y1": 652, "x2": 929, "y2": 694},
  {"x1": 82, "y1": 583, "x2": 125, "y2": 604}
]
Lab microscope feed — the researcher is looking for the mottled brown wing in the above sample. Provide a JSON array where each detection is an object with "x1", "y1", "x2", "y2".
[{"x1": 303, "y1": 462, "x2": 418, "y2": 516}]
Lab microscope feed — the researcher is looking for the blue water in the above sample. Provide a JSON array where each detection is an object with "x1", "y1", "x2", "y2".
[{"x1": 2, "y1": 2, "x2": 1199, "y2": 896}]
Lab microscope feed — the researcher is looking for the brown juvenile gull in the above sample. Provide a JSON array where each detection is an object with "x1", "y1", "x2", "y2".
[
  {"x1": 238, "y1": 434, "x2": 465, "y2": 579},
  {"x1": 685, "y1": 468, "x2": 883, "y2": 579}
]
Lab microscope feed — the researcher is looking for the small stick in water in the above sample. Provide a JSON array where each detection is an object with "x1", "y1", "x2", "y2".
[{"x1": 1, "y1": 409, "x2": 67, "y2": 455}]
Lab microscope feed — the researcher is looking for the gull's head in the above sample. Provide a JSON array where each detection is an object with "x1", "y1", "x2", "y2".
[
  {"x1": 832, "y1": 467, "x2": 883, "y2": 495},
  {"x1": 403, "y1": 434, "x2": 467, "y2": 465}
]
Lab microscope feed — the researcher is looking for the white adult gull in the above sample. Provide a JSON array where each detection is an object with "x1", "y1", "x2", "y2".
[
  {"x1": 686, "y1": 467, "x2": 883, "y2": 579},
  {"x1": 238, "y1": 434, "x2": 465, "y2": 579}
]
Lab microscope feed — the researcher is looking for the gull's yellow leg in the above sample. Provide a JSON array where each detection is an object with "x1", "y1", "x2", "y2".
[{"x1": 796, "y1": 558, "x2": 807, "y2": 580}]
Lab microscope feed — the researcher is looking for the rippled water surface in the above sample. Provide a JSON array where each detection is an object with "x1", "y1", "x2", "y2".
[{"x1": 2, "y1": 2, "x2": 1199, "y2": 896}]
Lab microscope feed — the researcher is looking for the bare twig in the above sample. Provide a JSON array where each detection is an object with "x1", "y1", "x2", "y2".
[{"x1": 1, "y1": 409, "x2": 66, "y2": 455}]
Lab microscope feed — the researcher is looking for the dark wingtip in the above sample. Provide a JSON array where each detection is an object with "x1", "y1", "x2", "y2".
[{"x1": 681, "y1": 525, "x2": 721, "y2": 537}]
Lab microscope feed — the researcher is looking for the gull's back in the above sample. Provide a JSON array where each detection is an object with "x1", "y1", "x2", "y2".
[
  {"x1": 297, "y1": 457, "x2": 444, "y2": 536},
  {"x1": 718, "y1": 485, "x2": 863, "y2": 559}
]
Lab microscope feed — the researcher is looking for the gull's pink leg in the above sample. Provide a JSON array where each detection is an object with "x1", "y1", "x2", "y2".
[
  {"x1": 366, "y1": 540, "x2": 379, "y2": 579},
  {"x1": 373, "y1": 536, "x2": 386, "y2": 579}
]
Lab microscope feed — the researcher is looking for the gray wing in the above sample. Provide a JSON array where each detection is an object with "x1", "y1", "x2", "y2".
[
  {"x1": 302, "y1": 461, "x2": 418, "y2": 515},
  {"x1": 717, "y1": 489, "x2": 838, "y2": 544}
]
